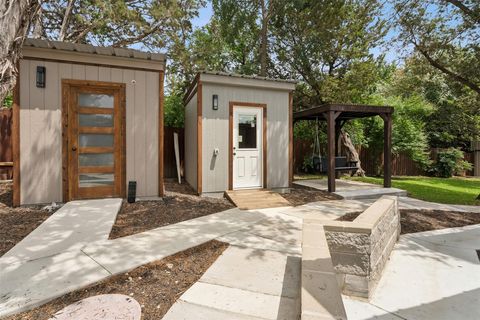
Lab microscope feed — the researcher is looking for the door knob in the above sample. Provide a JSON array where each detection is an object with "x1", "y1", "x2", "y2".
[{"x1": 72, "y1": 146, "x2": 77, "y2": 151}]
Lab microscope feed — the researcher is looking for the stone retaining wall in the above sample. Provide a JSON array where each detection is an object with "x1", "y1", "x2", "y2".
[{"x1": 323, "y1": 196, "x2": 400, "y2": 299}]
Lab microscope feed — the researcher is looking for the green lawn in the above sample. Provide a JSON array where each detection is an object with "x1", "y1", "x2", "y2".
[{"x1": 347, "y1": 176, "x2": 480, "y2": 206}]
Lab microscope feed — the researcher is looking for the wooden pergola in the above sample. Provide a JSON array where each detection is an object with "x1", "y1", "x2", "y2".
[{"x1": 293, "y1": 103, "x2": 394, "y2": 192}]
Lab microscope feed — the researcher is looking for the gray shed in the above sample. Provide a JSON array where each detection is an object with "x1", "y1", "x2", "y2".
[
  {"x1": 183, "y1": 72, "x2": 296, "y2": 196},
  {"x1": 13, "y1": 39, "x2": 166, "y2": 205}
]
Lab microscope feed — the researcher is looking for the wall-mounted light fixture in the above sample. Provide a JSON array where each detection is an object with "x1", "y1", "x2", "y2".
[
  {"x1": 212, "y1": 94, "x2": 218, "y2": 110},
  {"x1": 36, "y1": 66, "x2": 46, "y2": 88}
]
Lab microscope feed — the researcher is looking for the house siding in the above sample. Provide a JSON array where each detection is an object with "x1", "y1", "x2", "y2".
[
  {"x1": 19, "y1": 59, "x2": 160, "y2": 204},
  {"x1": 184, "y1": 92, "x2": 198, "y2": 191},
  {"x1": 201, "y1": 83, "x2": 290, "y2": 193}
]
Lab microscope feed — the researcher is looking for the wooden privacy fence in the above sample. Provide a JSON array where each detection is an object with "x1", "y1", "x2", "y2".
[
  {"x1": 294, "y1": 138, "x2": 477, "y2": 177},
  {"x1": 0, "y1": 108, "x2": 13, "y2": 180},
  {"x1": 163, "y1": 127, "x2": 185, "y2": 179}
]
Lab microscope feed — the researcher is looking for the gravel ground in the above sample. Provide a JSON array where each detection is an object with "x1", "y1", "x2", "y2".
[
  {"x1": 338, "y1": 209, "x2": 480, "y2": 234},
  {"x1": 4, "y1": 240, "x2": 228, "y2": 320},
  {"x1": 281, "y1": 184, "x2": 342, "y2": 206},
  {"x1": 109, "y1": 180, "x2": 234, "y2": 239}
]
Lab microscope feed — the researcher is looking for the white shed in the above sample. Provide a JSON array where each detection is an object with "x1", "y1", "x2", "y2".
[
  {"x1": 12, "y1": 39, "x2": 166, "y2": 205},
  {"x1": 184, "y1": 72, "x2": 296, "y2": 196}
]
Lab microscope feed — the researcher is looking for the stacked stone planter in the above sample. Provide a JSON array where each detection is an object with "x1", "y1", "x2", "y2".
[{"x1": 323, "y1": 195, "x2": 400, "y2": 299}]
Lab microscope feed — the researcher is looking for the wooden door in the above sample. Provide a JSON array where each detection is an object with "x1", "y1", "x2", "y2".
[{"x1": 64, "y1": 81, "x2": 125, "y2": 201}]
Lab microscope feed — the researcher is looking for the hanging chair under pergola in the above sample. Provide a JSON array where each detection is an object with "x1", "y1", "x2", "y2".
[{"x1": 293, "y1": 103, "x2": 394, "y2": 192}]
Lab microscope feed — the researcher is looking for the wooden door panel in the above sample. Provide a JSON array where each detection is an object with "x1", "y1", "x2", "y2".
[{"x1": 64, "y1": 81, "x2": 125, "y2": 201}]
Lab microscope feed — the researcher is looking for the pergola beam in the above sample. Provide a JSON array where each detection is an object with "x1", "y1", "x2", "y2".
[
  {"x1": 381, "y1": 113, "x2": 392, "y2": 188},
  {"x1": 327, "y1": 111, "x2": 336, "y2": 192},
  {"x1": 293, "y1": 103, "x2": 394, "y2": 193}
]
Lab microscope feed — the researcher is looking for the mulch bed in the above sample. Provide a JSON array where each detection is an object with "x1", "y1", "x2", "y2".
[
  {"x1": 281, "y1": 184, "x2": 342, "y2": 206},
  {"x1": 0, "y1": 181, "x2": 58, "y2": 256},
  {"x1": 5, "y1": 240, "x2": 228, "y2": 320},
  {"x1": 109, "y1": 180, "x2": 234, "y2": 239},
  {"x1": 337, "y1": 209, "x2": 480, "y2": 234}
]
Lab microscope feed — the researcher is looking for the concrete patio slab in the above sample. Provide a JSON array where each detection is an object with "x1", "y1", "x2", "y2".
[
  {"x1": 163, "y1": 300, "x2": 268, "y2": 320},
  {"x1": 0, "y1": 250, "x2": 110, "y2": 318},
  {"x1": 294, "y1": 179, "x2": 407, "y2": 200},
  {"x1": 343, "y1": 224, "x2": 480, "y2": 320},
  {"x1": 81, "y1": 208, "x2": 268, "y2": 275},
  {"x1": 175, "y1": 282, "x2": 300, "y2": 320},
  {"x1": 398, "y1": 196, "x2": 480, "y2": 212},
  {"x1": 2, "y1": 198, "x2": 122, "y2": 263},
  {"x1": 200, "y1": 246, "x2": 301, "y2": 299},
  {"x1": 342, "y1": 296, "x2": 402, "y2": 320}
]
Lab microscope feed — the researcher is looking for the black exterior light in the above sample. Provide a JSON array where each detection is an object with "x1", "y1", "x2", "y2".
[
  {"x1": 212, "y1": 94, "x2": 218, "y2": 110},
  {"x1": 127, "y1": 181, "x2": 137, "y2": 203},
  {"x1": 36, "y1": 66, "x2": 46, "y2": 88}
]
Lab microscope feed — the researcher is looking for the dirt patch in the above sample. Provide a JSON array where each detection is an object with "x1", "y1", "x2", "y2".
[
  {"x1": 337, "y1": 209, "x2": 480, "y2": 234},
  {"x1": 0, "y1": 181, "x2": 58, "y2": 256},
  {"x1": 281, "y1": 184, "x2": 341, "y2": 206},
  {"x1": 109, "y1": 180, "x2": 234, "y2": 239},
  {"x1": 5, "y1": 240, "x2": 228, "y2": 320}
]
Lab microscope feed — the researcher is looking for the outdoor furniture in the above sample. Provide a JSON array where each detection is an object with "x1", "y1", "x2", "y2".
[{"x1": 312, "y1": 156, "x2": 358, "y2": 174}]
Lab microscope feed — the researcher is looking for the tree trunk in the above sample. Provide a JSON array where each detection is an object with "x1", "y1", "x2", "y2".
[
  {"x1": 59, "y1": 0, "x2": 75, "y2": 41},
  {"x1": 0, "y1": 0, "x2": 42, "y2": 103},
  {"x1": 258, "y1": 0, "x2": 270, "y2": 77},
  {"x1": 340, "y1": 130, "x2": 366, "y2": 177}
]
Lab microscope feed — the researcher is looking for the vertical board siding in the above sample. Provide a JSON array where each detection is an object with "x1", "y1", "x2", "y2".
[
  {"x1": 201, "y1": 84, "x2": 289, "y2": 193},
  {"x1": 184, "y1": 93, "x2": 198, "y2": 190},
  {"x1": 133, "y1": 70, "x2": 147, "y2": 196},
  {"x1": 19, "y1": 59, "x2": 160, "y2": 204},
  {"x1": 27, "y1": 60, "x2": 45, "y2": 204},
  {"x1": 19, "y1": 60, "x2": 30, "y2": 204},
  {"x1": 145, "y1": 72, "x2": 159, "y2": 195},
  {"x1": 44, "y1": 61, "x2": 62, "y2": 202}
]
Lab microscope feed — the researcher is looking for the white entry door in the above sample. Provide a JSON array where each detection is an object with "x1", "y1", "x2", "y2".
[{"x1": 233, "y1": 106, "x2": 263, "y2": 189}]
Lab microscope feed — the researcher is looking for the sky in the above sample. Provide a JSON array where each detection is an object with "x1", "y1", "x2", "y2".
[{"x1": 190, "y1": 1, "x2": 401, "y2": 64}]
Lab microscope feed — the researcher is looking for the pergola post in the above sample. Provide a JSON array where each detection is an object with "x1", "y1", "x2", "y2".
[
  {"x1": 383, "y1": 114, "x2": 392, "y2": 188},
  {"x1": 327, "y1": 111, "x2": 338, "y2": 192}
]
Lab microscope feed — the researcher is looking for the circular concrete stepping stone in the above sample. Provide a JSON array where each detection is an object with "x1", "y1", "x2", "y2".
[{"x1": 49, "y1": 294, "x2": 141, "y2": 320}]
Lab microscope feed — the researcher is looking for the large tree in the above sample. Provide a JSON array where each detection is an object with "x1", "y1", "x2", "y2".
[
  {"x1": 0, "y1": 0, "x2": 42, "y2": 103},
  {"x1": 392, "y1": 0, "x2": 480, "y2": 96},
  {"x1": 271, "y1": 0, "x2": 387, "y2": 106}
]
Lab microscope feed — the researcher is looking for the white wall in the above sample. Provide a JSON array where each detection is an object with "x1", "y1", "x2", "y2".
[
  {"x1": 201, "y1": 83, "x2": 290, "y2": 193},
  {"x1": 19, "y1": 59, "x2": 160, "y2": 204}
]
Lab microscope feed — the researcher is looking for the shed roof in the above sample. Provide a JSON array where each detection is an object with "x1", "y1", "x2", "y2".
[
  {"x1": 184, "y1": 71, "x2": 297, "y2": 103},
  {"x1": 22, "y1": 38, "x2": 166, "y2": 71},
  {"x1": 293, "y1": 103, "x2": 394, "y2": 121},
  {"x1": 200, "y1": 71, "x2": 297, "y2": 84}
]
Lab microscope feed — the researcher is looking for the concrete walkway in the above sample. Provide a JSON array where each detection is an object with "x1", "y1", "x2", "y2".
[
  {"x1": 343, "y1": 224, "x2": 480, "y2": 320},
  {"x1": 2, "y1": 191, "x2": 479, "y2": 319},
  {"x1": 2, "y1": 198, "x2": 122, "y2": 264},
  {"x1": 163, "y1": 207, "x2": 304, "y2": 320},
  {"x1": 0, "y1": 204, "x2": 272, "y2": 317},
  {"x1": 163, "y1": 195, "x2": 480, "y2": 320},
  {"x1": 295, "y1": 179, "x2": 407, "y2": 199}
]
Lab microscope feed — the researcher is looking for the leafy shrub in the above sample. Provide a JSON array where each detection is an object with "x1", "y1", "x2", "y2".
[
  {"x1": 2, "y1": 92, "x2": 12, "y2": 108},
  {"x1": 302, "y1": 155, "x2": 314, "y2": 173},
  {"x1": 430, "y1": 148, "x2": 472, "y2": 178}
]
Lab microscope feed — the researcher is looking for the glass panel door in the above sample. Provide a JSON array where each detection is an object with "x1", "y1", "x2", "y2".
[{"x1": 67, "y1": 84, "x2": 124, "y2": 200}]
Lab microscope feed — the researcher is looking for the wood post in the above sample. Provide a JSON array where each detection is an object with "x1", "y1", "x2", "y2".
[
  {"x1": 327, "y1": 111, "x2": 336, "y2": 192},
  {"x1": 382, "y1": 114, "x2": 392, "y2": 188}
]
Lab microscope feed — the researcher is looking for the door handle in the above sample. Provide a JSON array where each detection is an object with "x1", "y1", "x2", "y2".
[{"x1": 72, "y1": 146, "x2": 77, "y2": 151}]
